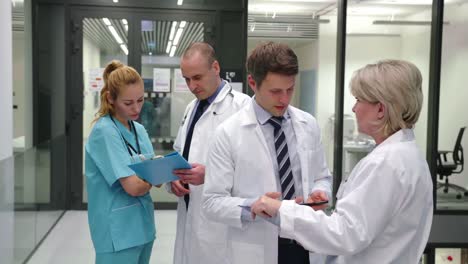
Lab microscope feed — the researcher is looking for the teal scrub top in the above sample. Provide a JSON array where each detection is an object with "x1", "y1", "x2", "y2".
[{"x1": 85, "y1": 115, "x2": 156, "y2": 253}]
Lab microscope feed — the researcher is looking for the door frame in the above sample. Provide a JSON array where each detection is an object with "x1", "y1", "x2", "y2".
[{"x1": 68, "y1": 6, "x2": 215, "y2": 210}]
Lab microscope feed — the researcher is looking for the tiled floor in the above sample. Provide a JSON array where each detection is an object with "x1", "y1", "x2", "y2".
[
  {"x1": 14, "y1": 211, "x2": 64, "y2": 264},
  {"x1": 27, "y1": 210, "x2": 176, "y2": 264}
]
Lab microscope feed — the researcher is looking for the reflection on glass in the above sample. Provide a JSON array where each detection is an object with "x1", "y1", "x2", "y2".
[
  {"x1": 82, "y1": 17, "x2": 129, "y2": 203},
  {"x1": 14, "y1": 141, "x2": 64, "y2": 263},
  {"x1": 140, "y1": 19, "x2": 204, "y2": 202},
  {"x1": 12, "y1": 1, "x2": 65, "y2": 261},
  {"x1": 140, "y1": 20, "x2": 204, "y2": 152},
  {"x1": 343, "y1": 0, "x2": 432, "y2": 179},
  {"x1": 437, "y1": 0, "x2": 468, "y2": 211}
]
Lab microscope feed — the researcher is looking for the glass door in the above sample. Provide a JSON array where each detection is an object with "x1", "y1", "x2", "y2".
[
  {"x1": 138, "y1": 18, "x2": 206, "y2": 204},
  {"x1": 81, "y1": 16, "x2": 130, "y2": 204},
  {"x1": 69, "y1": 8, "x2": 214, "y2": 209}
]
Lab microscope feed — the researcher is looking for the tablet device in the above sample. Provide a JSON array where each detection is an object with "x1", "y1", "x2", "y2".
[{"x1": 299, "y1": 200, "x2": 329, "y2": 206}]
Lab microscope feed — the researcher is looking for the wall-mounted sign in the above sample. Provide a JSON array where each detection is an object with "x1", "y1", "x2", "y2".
[
  {"x1": 153, "y1": 68, "x2": 171, "y2": 92},
  {"x1": 174, "y1": 68, "x2": 190, "y2": 92},
  {"x1": 88, "y1": 68, "x2": 105, "y2": 92},
  {"x1": 223, "y1": 69, "x2": 243, "y2": 93}
]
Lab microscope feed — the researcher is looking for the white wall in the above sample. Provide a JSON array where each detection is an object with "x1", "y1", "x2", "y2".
[
  {"x1": 13, "y1": 31, "x2": 25, "y2": 139},
  {"x1": 0, "y1": 0, "x2": 14, "y2": 262},
  {"x1": 83, "y1": 36, "x2": 102, "y2": 140},
  {"x1": 315, "y1": 5, "x2": 468, "y2": 191},
  {"x1": 12, "y1": 0, "x2": 35, "y2": 204},
  {"x1": 82, "y1": 36, "x2": 102, "y2": 203},
  {"x1": 11, "y1": 0, "x2": 33, "y2": 150},
  {"x1": 400, "y1": 3, "x2": 468, "y2": 189},
  {"x1": 438, "y1": 2, "x2": 468, "y2": 189},
  {"x1": 294, "y1": 40, "x2": 319, "y2": 111},
  {"x1": 317, "y1": 15, "x2": 402, "y2": 168}
]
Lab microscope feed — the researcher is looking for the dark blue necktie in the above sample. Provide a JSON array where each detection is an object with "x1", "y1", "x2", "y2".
[
  {"x1": 182, "y1": 100, "x2": 209, "y2": 209},
  {"x1": 268, "y1": 116, "x2": 295, "y2": 200}
]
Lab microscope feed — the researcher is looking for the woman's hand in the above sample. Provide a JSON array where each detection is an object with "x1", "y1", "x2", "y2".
[
  {"x1": 306, "y1": 190, "x2": 329, "y2": 210},
  {"x1": 251, "y1": 192, "x2": 282, "y2": 220}
]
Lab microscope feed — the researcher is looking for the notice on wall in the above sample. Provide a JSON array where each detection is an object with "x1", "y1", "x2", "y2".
[
  {"x1": 223, "y1": 69, "x2": 243, "y2": 93},
  {"x1": 153, "y1": 68, "x2": 171, "y2": 92},
  {"x1": 230, "y1": 82, "x2": 243, "y2": 93},
  {"x1": 88, "y1": 68, "x2": 105, "y2": 92},
  {"x1": 173, "y1": 68, "x2": 190, "y2": 92}
]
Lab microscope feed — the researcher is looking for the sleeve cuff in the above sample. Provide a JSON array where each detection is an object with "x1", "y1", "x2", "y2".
[
  {"x1": 279, "y1": 200, "x2": 297, "y2": 239},
  {"x1": 164, "y1": 182, "x2": 173, "y2": 193}
]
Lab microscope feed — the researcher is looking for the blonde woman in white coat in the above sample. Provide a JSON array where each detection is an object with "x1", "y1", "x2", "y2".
[
  {"x1": 251, "y1": 59, "x2": 433, "y2": 264},
  {"x1": 167, "y1": 42, "x2": 250, "y2": 264}
]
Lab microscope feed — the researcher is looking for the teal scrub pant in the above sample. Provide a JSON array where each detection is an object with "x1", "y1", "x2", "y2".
[{"x1": 95, "y1": 241, "x2": 154, "y2": 264}]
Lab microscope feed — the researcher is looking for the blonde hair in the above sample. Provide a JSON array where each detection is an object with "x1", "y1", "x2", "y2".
[
  {"x1": 350, "y1": 59, "x2": 423, "y2": 137},
  {"x1": 93, "y1": 60, "x2": 143, "y2": 123}
]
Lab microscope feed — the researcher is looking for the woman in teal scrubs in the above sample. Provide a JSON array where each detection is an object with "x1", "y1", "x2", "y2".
[{"x1": 85, "y1": 60, "x2": 156, "y2": 264}]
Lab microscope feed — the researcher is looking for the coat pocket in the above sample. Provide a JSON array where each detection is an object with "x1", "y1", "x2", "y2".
[
  {"x1": 109, "y1": 199, "x2": 155, "y2": 251},
  {"x1": 230, "y1": 241, "x2": 264, "y2": 264}
]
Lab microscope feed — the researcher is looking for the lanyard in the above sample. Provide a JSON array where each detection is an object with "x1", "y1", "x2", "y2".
[{"x1": 109, "y1": 115, "x2": 141, "y2": 156}]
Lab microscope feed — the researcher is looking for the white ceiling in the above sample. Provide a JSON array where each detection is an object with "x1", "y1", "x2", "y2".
[{"x1": 247, "y1": 0, "x2": 467, "y2": 39}]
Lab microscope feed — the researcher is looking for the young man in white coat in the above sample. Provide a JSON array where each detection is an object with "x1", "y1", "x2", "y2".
[
  {"x1": 168, "y1": 42, "x2": 250, "y2": 264},
  {"x1": 202, "y1": 42, "x2": 332, "y2": 264}
]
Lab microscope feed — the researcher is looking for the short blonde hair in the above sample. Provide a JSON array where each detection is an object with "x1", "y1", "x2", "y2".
[{"x1": 350, "y1": 59, "x2": 423, "y2": 137}]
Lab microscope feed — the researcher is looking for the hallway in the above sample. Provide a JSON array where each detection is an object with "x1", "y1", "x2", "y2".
[{"x1": 27, "y1": 210, "x2": 177, "y2": 264}]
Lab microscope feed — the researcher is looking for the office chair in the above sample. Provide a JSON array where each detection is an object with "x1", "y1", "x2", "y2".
[{"x1": 437, "y1": 126, "x2": 468, "y2": 199}]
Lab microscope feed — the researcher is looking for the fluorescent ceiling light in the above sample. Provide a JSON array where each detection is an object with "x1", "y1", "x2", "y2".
[
  {"x1": 348, "y1": 7, "x2": 405, "y2": 16},
  {"x1": 113, "y1": 0, "x2": 118, "y2": 2},
  {"x1": 169, "y1": 21, "x2": 178, "y2": 41},
  {"x1": 373, "y1": 20, "x2": 449, "y2": 25},
  {"x1": 268, "y1": 0, "x2": 335, "y2": 2},
  {"x1": 166, "y1": 41, "x2": 172, "y2": 53},
  {"x1": 120, "y1": 44, "x2": 128, "y2": 55},
  {"x1": 173, "y1": 28, "x2": 184, "y2": 45},
  {"x1": 364, "y1": 0, "x2": 432, "y2": 5},
  {"x1": 102, "y1": 18, "x2": 111, "y2": 26},
  {"x1": 108, "y1": 26, "x2": 123, "y2": 44},
  {"x1": 180, "y1": 21, "x2": 187, "y2": 28},
  {"x1": 249, "y1": 4, "x2": 306, "y2": 13},
  {"x1": 169, "y1": 45, "x2": 177, "y2": 57},
  {"x1": 177, "y1": 0, "x2": 183, "y2": 5},
  {"x1": 122, "y1": 19, "x2": 128, "y2": 31}
]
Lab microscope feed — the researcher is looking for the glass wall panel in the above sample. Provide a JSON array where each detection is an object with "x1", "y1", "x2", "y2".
[
  {"x1": 13, "y1": 1, "x2": 64, "y2": 262},
  {"x1": 139, "y1": 19, "x2": 204, "y2": 203},
  {"x1": 248, "y1": 0, "x2": 338, "y2": 174},
  {"x1": 436, "y1": 0, "x2": 468, "y2": 210},
  {"x1": 343, "y1": 0, "x2": 432, "y2": 180},
  {"x1": 14, "y1": 142, "x2": 64, "y2": 264},
  {"x1": 82, "y1": 17, "x2": 128, "y2": 203}
]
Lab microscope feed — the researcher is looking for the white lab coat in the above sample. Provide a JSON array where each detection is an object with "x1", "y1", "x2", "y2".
[
  {"x1": 202, "y1": 101, "x2": 332, "y2": 264},
  {"x1": 278, "y1": 129, "x2": 433, "y2": 264},
  {"x1": 171, "y1": 82, "x2": 250, "y2": 264}
]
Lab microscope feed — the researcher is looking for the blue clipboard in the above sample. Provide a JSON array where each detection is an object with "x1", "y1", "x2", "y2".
[{"x1": 128, "y1": 152, "x2": 191, "y2": 185}]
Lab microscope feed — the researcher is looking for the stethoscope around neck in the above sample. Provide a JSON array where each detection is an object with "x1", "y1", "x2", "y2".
[
  {"x1": 180, "y1": 86, "x2": 234, "y2": 126},
  {"x1": 109, "y1": 115, "x2": 141, "y2": 157}
]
